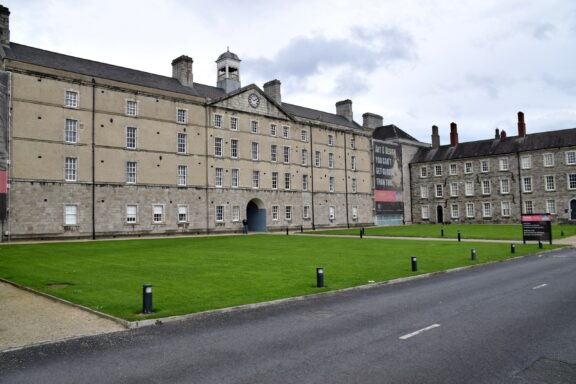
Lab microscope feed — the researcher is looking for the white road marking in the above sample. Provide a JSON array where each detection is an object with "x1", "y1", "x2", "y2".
[
  {"x1": 399, "y1": 324, "x2": 441, "y2": 340},
  {"x1": 533, "y1": 284, "x2": 548, "y2": 290}
]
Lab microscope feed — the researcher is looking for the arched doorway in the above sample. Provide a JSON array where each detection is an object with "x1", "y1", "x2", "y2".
[
  {"x1": 246, "y1": 199, "x2": 267, "y2": 232},
  {"x1": 570, "y1": 199, "x2": 576, "y2": 221},
  {"x1": 436, "y1": 205, "x2": 444, "y2": 224}
]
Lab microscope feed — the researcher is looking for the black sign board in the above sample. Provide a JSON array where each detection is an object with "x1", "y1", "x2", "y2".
[{"x1": 521, "y1": 214, "x2": 552, "y2": 244}]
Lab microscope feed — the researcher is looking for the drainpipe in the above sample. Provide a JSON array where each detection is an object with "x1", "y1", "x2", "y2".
[
  {"x1": 91, "y1": 78, "x2": 96, "y2": 240},
  {"x1": 309, "y1": 125, "x2": 315, "y2": 230},
  {"x1": 516, "y1": 151, "x2": 523, "y2": 222},
  {"x1": 343, "y1": 132, "x2": 350, "y2": 228},
  {"x1": 205, "y1": 106, "x2": 210, "y2": 234}
]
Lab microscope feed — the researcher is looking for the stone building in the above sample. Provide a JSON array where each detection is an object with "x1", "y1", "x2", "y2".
[
  {"x1": 0, "y1": 5, "x2": 375, "y2": 240},
  {"x1": 409, "y1": 113, "x2": 576, "y2": 224}
]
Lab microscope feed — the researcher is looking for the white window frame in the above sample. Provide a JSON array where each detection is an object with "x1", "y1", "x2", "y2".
[
  {"x1": 524, "y1": 200, "x2": 534, "y2": 214},
  {"x1": 328, "y1": 134, "x2": 334, "y2": 146},
  {"x1": 522, "y1": 176, "x2": 533, "y2": 193},
  {"x1": 301, "y1": 149, "x2": 308, "y2": 166},
  {"x1": 285, "y1": 206, "x2": 293, "y2": 221},
  {"x1": 466, "y1": 203, "x2": 475, "y2": 218},
  {"x1": 126, "y1": 204, "x2": 138, "y2": 223},
  {"x1": 329, "y1": 206, "x2": 335, "y2": 221},
  {"x1": 328, "y1": 153, "x2": 334, "y2": 169},
  {"x1": 421, "y1": 205, "x2": 429, "y2": 219},
  {"x1": 230, "y1": 138, "x2": 239, "y2": 159},
  {"x1": 544, "y1": 175, "x2": 556, "y2": 191},
  {"x1": 451, "y1": 204, "x2": 459, "y2": 219},
  {"x1": 251, "y1": 142, "x2": 259, "y2": 161},
  {"x1": 252, "y1": 170, "x2": 260, "y2": 189},
  {"x1": 352, "y1": 206, "x2": 358, "y2": 220},
  {"x1": 420, "y1": 185, "x2": 429, "y2": 199},
  {"x1": 283, "y1": 146, "x2": 291, "y2": 164},
  {"x1": 177, "y1": 132, "x2": 187, "y2": 154},
  {"x1": 176, "y1": 108, "x2": 188, "y2": 124},
  {"x1": 126, "y1": 126, "x2": 137, "y2": 149},
  {"x1": 501, "y1": 201, "x2": 511, "y2": 217},
  {"x1": 480, "y1": 160, "x2": 489, "y2": 173},
  {"x1": 543, "y1": 153, "x2": 554, "y2": 167},
  {"x1": 482, "y1": 202, "x2": 492, "y2": 217},
  {"x1": 481, "y1": 180, "x2": 491, "y2": 195},
  {"x1": 351, "y1": 156, "x2": 357, "y2": 171},
  {"x1": 450, "y1": 182, "x2": 458, "y2": 197},
  {"x1": 315, "y1": 151, "x2": 321, "y2": 167},
  {"x1": 214, "y1": 137, "x2": 223, "y2": 157},
  {"x1": 215, "y1": 205, "x2": 224, "y2": 222},
  {"x1": 213, "y1": 113, "x2": 223, "y2": 128},
  {"x1": 464, "y1": 162, "x2": 473, "y2": 174},
  {"x1": 520, "y1": 155, "x2": 532, "y2": 169},
  {"x1": 126, "y1": 161, "x2": 137, "y2": 184},
  {"x1": 230, "y1": 116, "x2": 239, "y2": 131},
  {"x1": 178, "y1": 204, "x2": 188, "y2": 223},
  {"x1": 566, "y1": 151, "x2": 576, "y2": 165},
  {"x1": 546, "y1": 199, "x2": 556, "y2": 215},
  {"x1": 568, "y1": 174, "x2": 576, "y2": 190},
  {"x1": 303, "y1": 205, "x2": 311, "y2": 219},
  {"x1": 64, "y1": 157, "x2": 77, "y2": 182},
  {"x1": 420, "y1": 166, "x2": 428, "y2": 178},
  {"x1": 65, "y1": 118, "x2": 78, "y2": 144},
  {"x1": 270, "y1": 123, "x2": 277, "y2": 136},
  {"x1": 231, "y1": 168, "x2": 239, "y2": 188},
  {"x1": 177, "y1": 165, "x2": 187, "y2": 186},
  {"x1": 465, "y1": 181, "x2": 474, "y2": 196},
  {"x1": 351, "y1": 178, "x2": 357, "y2": 193},
  {"x1": 434, "y1": 164, "x2": 442, "y2": 176},
  {"x1": 284, "y1": 173, "x2": 291, "y2": 190},
  {"x1": 271, "y1": 172, "x2": 278, "y2": 190},
  {"x1": 215, "y1": 167, "x2": 223, "y2": 187},
  {"x1": 301, "y1": 130, "x2": 308, "y2": 142},
  {"x1": 449, "y1": 163, "x2": 457, "y2": 175},
  {"x1": 251, "y1": 120, "x2": 259, "y2": 134},
  {"x1": 64, "y1": 90, "x2": 79, "y2": 108},
  {"x1": 125, "y1": 100, "x2": 138, "y2": 117},
  {"x1": 302, "y1": 175, "x2": 309, "y2": 191},
  {"x1": 271, "y1": 144, "x2": 277, "y2": 162},
  {"x1": 64, "y1": 204, "x2": 78, "y2": 225},
  {"x1": 232, "y1": 205, "x2": 240, "y2": 222},
  {"x1": 500, "y1": 178, "x2": 510, "y2": 194},
  {"x1": 152, "y1": 204, "x2": 165, "y2": 224},
  {"x1": 435, "y1": 184, "x2": 443, "y2": 198},
  {"x1": 499, "y1": 158, "x2": 509, "y2": 171},
  {"x1": 272, "y1": 205, "x2": 279, "y2": 221},
  {"x1": 282, "y1": 125, "x2": 290, "y2": 139},
  {"x1": 329, "y1": 176, "x2": 335, "y2": 193}
]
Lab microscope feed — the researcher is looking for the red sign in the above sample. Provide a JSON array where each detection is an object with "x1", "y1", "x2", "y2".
[
  {"x1": 0, "y1": 170, "x2": 7, "y2": 194},
  {"x1": 521, "y1": 214, "x2": 551, "y2": 222}
]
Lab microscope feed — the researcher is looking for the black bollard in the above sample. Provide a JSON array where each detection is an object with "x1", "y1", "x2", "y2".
[
  {"x1": 561, "y1": 230, "x2": 565, "y2": 237},
  {"x1": 457, "y1": 231, "x2": 461, "y2": 242},
  {"x1": 362, "y1": 227, "x2": 365, "y2": 236},
  {"x1": 301, "y1": 225, "x2": 304, "y2": 233},
  {"x1": 411, "y1": 256, "x2": 418, "y2": 272},
  {"x1": 142, "y1": 284, "x2": 153, "y2": 314},
  {"x1": 538, "y1": 240, "x2": 542, "y2": 249},
  {"x1": 441, "y1": 228, "x2": 444, "y2": 237},
  {"x1": 511, "y1": 244, "x2": 516, "y2": 254},
  {"x1": 471, "y1": 248, "x2": 476, "y2": 261},
  {"x1": 286, "y1": 227, "x2": 289, "y2": 236},
  {"x1": 316, "y1": 267, "x2": 324, "y2": 288},
  {"x1": 360, "y1": 229, "x2": 363, "y2": 239}
]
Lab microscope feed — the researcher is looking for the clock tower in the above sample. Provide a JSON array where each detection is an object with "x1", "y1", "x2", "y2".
[{"x1": 216, "y1": 48, "x2": 241, "y2": 93}]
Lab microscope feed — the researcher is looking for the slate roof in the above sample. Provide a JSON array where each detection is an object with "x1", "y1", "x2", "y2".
[
  {"x1": 373, "y1": 124, "x2": 419, "y2": 142},
  {"x1": 282, "y1": 102, "x2": 363, "y2": 130},
  {"x1": 411, "y1": 128, "x2": 576, "y2": 164},
  {"x1": 216, "y1": 50, "x2": 241, "y2": 62}
]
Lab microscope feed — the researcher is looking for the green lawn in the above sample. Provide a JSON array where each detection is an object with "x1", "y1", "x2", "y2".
[
  {"x1": 0, "y1": 235, "x2": 559, "y2": 321},
  {"x1": 311, "y1": 223, "x2": 576, "y2": 240}
]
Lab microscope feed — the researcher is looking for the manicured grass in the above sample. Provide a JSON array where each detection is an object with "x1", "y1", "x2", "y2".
[
  {"x1": 0, "y1": 235, "x2": 560, "y2": 321},
  {"x1": 312, "y1": 223, "x2": 576, "y2": 240}
]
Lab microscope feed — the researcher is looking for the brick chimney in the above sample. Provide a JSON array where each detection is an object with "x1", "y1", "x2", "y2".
[
  {"x1": 263, "y1": 79, "x2": 281, "y2": 104},
  {"x1": 0, "y1": 5, "x2": 9, "y2": 47},
  {"x1": 431, "y1": 125, "x2": 440, "y2": 148},
  {"x1": 450, "y1": 122, "x2": 458, "y2": 147},
  {"x1": 336, "y1": 99, "x2": 353, "y2": 122},
  {"x1": 362, "y1": 113, "x2": 383, "y2": 129},
  {"x1": 171, "y1": 55, "x2": 193, "y2": 87},
  {"x1": 517, "y1": 111, "x2": 526, "y2": 137},
  {"x1": 500, "y1": 130, "x2": 507, "y2": 140}
]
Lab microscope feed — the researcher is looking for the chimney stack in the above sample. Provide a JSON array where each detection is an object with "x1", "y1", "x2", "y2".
[
  {"x1": 362, "y1": 113, "x2": 383, "y2": 129},
  {"x1": 450, "y1": 122, "x2": 459, "y2": 147},
  {"x1": 517, "y1": 111, "x2": 526, "y2": 137},
  {"x1": 0, "y1": 5, "x2": 9, "y2": 47},
  {"x1": 335, "y1": 99, "x2": 353, "y2": 122},
  {"x1": 171, "y1": 55, "x2": 194, "y2": 87},
  {"x1": 431, "y1": 125, "x2": 440, "y2": 148},
  {"x1": 263, "y1": 79, "x2": 281, "y2": 104},
  {"x1": 500, "y1": 130, "x2": 507, "y2": 140},
  {"x1": 495, "y1": 128, "x2": 500, "y2": 139}
]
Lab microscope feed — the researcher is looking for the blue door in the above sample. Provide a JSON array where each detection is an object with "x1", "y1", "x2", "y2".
[{"x1": 247, "y1": 201, "x2": 267, "y2": 232}]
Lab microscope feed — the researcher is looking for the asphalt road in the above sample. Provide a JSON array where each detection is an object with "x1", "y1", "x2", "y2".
[{"x1": 1, "y1": 248, "x2": 576, "y2": 383}]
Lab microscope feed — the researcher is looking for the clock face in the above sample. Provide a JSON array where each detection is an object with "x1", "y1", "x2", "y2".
[{"x1": 248, "y1": 93, "x2": 260, "y2": 108}]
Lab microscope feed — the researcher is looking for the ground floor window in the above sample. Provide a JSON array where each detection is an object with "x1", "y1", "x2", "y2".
[
  {"x1": 524, "y1": 200, "x2": 534, "y2": 214},
  {"x1": 329, "y1": 206, "x2": 335, "y2": 221},
  {"x1": 303, "y1": 205, "x2": 310, "y2": 219},
  {"x1": 421, "y1": 205, "x2": 429, "y2": 219},
  {"x1": 451, "y1": 204, "x2": 459, "y2": 219},
  {"x1": 272, "y1": 205, "x2": 279, "y2": 221},
  {"x1": 153, "y1": 204, "x2": 164, "y2": 223},
  {"x1": 126, "y1": 204, "x2": 137, "y2": 223},
  {"x1": 232, "y1": 205, "x2": 240, "y2": 222},
  {"x1": 285, "y1": 206, "x2": 292, "y2": 221},
  {"x1": 178, "y1": 205, "x2": 188, "y2": 223},
  {"x1": 482, "y1": 202, "x2": 492, "y2": 217},
  {"x1": 466, "y1": 203, "x2": 475, "y2": 218},
  {"x1": 352, "y1": 206, "x2": 358, "y2": 220},
  {"x1": 64, "y1": 204, "x2": 77, "y2": 225},
  {"x1": 501, "y1": 201, "x2": 510, "y2": 217},
  {"x1": 546, "y1": 200, "x2": 556, "y2": 214},
  {"x1": 215, "y1": 205, "x2": 224, "y2": 222}
]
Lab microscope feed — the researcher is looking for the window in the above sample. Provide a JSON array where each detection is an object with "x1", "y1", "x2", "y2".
[
  {"x1": 545, "y1": 175, "x2": 556, "y2": 191},
  {"x1": 500, "y1": 178, "x2": 510, "y2": 194},
  {"x1": 125, "y1": 100, "x2": 138, "y2": 116},
  {"x1": 568, "y1": 174, "x2": 576, "y2": 189},
  {"x1": 466, "y1": 203, "x2": 475, "y2": 218},
  {"x1": 301, "y1": 130, "x2": 308, "y2": 142},
  {"x1": 329, "y1": 176, "x2": 335, "y2": 192},
  {"x1": 434, "y1": 165, "x2": 442, "y2": 176},
  {"x1": 301, "y1": 149, "x2": 308, "y2": 166},
  {"x1": 230, "y1": 117, "x2": 238, "y2": 131},
  {"x1": 351, "y1": 156, "x2": 357, "y2": 171},
  {"x1": 177, "y1": 133, "x2": 187, "y2": 154},
  {"x1": 64, "y1": 205, "x2": 77, "y2": 225},
  {"x1": 178, "y1": 205, "x2": 188, "y2": 222},
  {"x1": 480, "y1": 160, "x2": 489, "y2": 173},
  {"x1": 421, "y1": 205, "x2": 429, "y2": 219},
  {"x1": 481, "y1": 180, "x2": 491, "y2": 195},
  {"x1": 351, "y1": 178, "x2": 357, "y2": 193},
  {"x1": 126, "y1": 126, "x2": 137, "y2": 149},
  {"x1": 285, "y1": 206, "x2": 292, "y2": 221},
  {"x1": 501, "y1": 201, "x2": 511, "y2": 217},
  {"x1": 566, "y1": 151, "x2": 576, "y2": 165},
  {"x1": 270, "y1": 124, "x2": 277, "y2": 136},
  {"x1": 65, "y1": 119, "x2": 78, "y2": 143},
  {"x1": 251, "y1": 120, "x2": 259, "y2": 134},
  {"x1": 282, "y1": 126, "x2": 290, "y2": 138},
  {"x1": 177, "y1": 165, "x2": 187, "y2": 186},
  {"x1": 251, "y1": 142, "x2": 259, "y2": 161},
  {"x1": 522, "y1": 176, "x2": 532, "y2": 193},
  {"x1": 350, "y1": 137, "x2": 356, "y2": 149},
  {"x1": 272, "y1": 205, "x2": 279, "y2": 221},
  {"x1": 270, "y1": 144, "x2": 277, "y2": 162},
  {"x1": 521, "y1": 155, "x2": 532, "y2": 169},
  {"x1": 215, "y1": 167, "x2": 223, "y2": 187},
  {"x1": 328, "y1": 153, "x2": 334, "y2": 168},
  {"x1": 232, "y1": 205, "x2": 240, "y2": 222},
  {"x1": 328, "y1": 134, "x2": 334, "y2": 146},
  {"x1": 126, "y1": 161, "x2": 137, "y2": 183},
  {"x1": 65, "y1": 90, "x2": 78, "y2": 108},
  {"x1": 449, "y1": 164, "x2": 457, "y2": 175},
  {"x1": 215, "y1": 205, "x2": 224, "y2": 222},
  {"x1": 283, "y1": 146, "x2": 290, "y2": 164},
  {"x1": 465, "y1": 181, "x2": 474, "y2": 196},
  {"x1": 213, "y1": 114, "x2": 222, "y2": 128},
  {"x1": 230, "y1": 139, "x2": 239, "y2": 158},
  {"x1": 252, "y1": 170, "x2": 260, "y2": 189},
  {"x1": 272, "y1": 172, "x2": 278, "y2": 190},
  {"x1": 483, "y1": 202, "x2": 492, "y2": 217},
  {"x1": 499, "y1": 158, "x2": 509, "y2": 171},
  {"x1": 64, "y1": 157, "x2": 77, "y2": 181},
  {"x1": 152, "y1": 205, "x2": 164, "y2": 223},
  {"x1": 302, "y1": 175, "x2": 309, "y2": 191},
  {"x1": 329, "y1": 206, "x2": 335, "y2": 221},
  {"x1": 284, "y1": 173, "x2": 291, "y2": 190},
  {"x1": 420, "y1": 185, "x2": 429, "y2": 199},
  {"x1": 352, "y1": 206, "x2": 358, "y2": 220},
  {"x1": 315, "y1": 151, "x2": 321, "y2": 167},
  {"x1": 231, "y1": 169, "x2": 239, "y2": 188},
  {"x1": 451, "y1": 204, "x2": 459, "y2": 219},
  {"x1": 435, "y1": 184, "x2": 443, "y2": 198},
  {"x1": 126, "y1": 205, "x2": 137, "y2": 223},
  {"x1": 420, "y1": 167, "x2": 428, "y2": 178},
  {"x1": 543, "y1": 153, "x2": 554, "y2": 167},
  {"x1": 303, "y1": 205, "x2": 311, "y2": 219},
  {"x1": 524, "y1": 200, "x2": 534, "y2": 214},
  {"x1": 214, "y1": 137, "x2": 223, "y2": 157},
  {"x1": 464, "y1": 162, "x2": 473, "y2": 174},
  {"x1": 450, "y1": 182, "x2": 458, "y2": 197},
  {"x1": 546, "y1": 200, "x2": 557, "y2": 214},
  {"x1": 177, "y1": 108, "x2": 188, "y2": 124}
]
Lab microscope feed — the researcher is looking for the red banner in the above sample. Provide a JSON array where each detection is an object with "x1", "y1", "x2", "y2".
[{"x1": 0, "y1": 170, "x2": 7, "y2": 194}]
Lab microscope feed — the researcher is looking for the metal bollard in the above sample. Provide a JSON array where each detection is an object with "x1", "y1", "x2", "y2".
[
  {"x1": 142, "y1": 284, "x2": 153, "y2": 314},
  {"x1": 471, "y1": 248, "x2": 476, "y2": 261},
  {"x1": 441, "y1": 228, "x2": 444, "y2": 237},
  {"x1": 538, "y1": 241, "x2": 542, "y2": 249},
  {"x1": 511, "y1": 244, "x2": 516, "y2": 254},
  {"x1": 411, "y1": 256, "x2": 418, "y2": 272},
  {"x1": 286, "y1": 227, "x2": 289, "y2": 236},
  {"x1": 316, "y1": 267, "x2": 324, "y2": 288},
  {"x1": 360, "y1": 229, "x2": 363, "y2": 239},
  {"x1": 301, "y1": 225, "x2": 304, "y2": 233},
  {"x1": 457, "y1": 231, "x2": 461, "y2": 242}
]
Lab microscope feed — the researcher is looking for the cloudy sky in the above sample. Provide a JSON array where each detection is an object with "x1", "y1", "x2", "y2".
[{"x1": 4, "y1": 0, "x2": 576, "y2": 143}]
